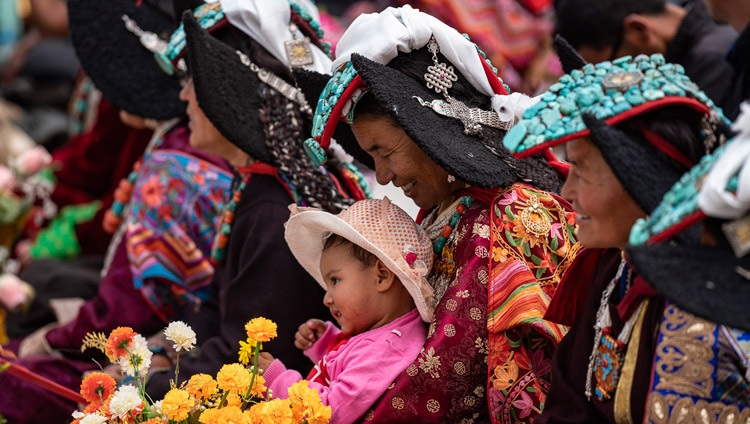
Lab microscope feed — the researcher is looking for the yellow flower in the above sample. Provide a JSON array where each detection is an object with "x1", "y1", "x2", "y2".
[
  {"x1": 199, "y1": 406, "x2": 249, "y2": 424},
  {"x1": 244, "y1": 318, "x2": 277, "y2": 343},
  {"x1": 249, "y1": 374, "x2": 267, "y2": 398},
  {"x1": 216, "y1": 363, "x2": 252, "y2": 394},
  {"x1": 225, "y1": 392, "x2": 242, "y2": 407},
  {"x1": 248, "y1": 398, "x2": 294, "y2": 423},
  {"x1": 238, "y1": 339, "x2": 255, "y2": 366},
  {"x1": 161, "y1": 388, "x2": 193, "y2": 421},
  {"x1": 186, "y1": 374, "x2": 218, "y2": 400},
  {"x1": 287, "y1": 381, "x2": 330, "y2": 423}
]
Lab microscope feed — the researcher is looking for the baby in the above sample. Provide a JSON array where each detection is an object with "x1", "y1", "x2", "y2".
[{"x1": 258, "y1": 198, "x2": 434, "y2": 423}]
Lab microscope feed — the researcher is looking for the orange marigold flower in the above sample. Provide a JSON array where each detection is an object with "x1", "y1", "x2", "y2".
[
  {"x1": 216, "y1": 363, "x2": 251, "y2": 394},
  {"x1": 225, "y1": 392, "x2": 242, "y2": 408},
  {"x1": 199, "y1": 406, "x2": 247, "y2": 424},
  {"x1": 249, "y1": 374, "x2": 267, "y2": 398},
  {"x1": 105, "y1": 327, "x2": 136, "y2": 360},
  {"x1": 161, "y1": 388, "x2": 193, "y2": 421},
  {"x1": 141, "y1": 418, "x2": 167, "y2": 424},
  {"x1": 185, "y1": 374, "x2": 218, "y2": 400},
  {"x1": 80, "y1": 372, "x2": 117, "y2": 404},
  {"x1": 244, "y1": 317, "x2": 277, "y2": 343}
]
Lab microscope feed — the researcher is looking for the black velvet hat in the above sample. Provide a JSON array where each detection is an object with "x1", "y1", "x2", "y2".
[
  {"x1": 625, "y1": 133, "x2": 750, "y2": 331},
  {"x1": 68, "y1": 0, "x2": 185, "y2": 119},
  {"x1": 348, "y1": 52, "x2": 519, "y2": 189},
  {"x1": 182, "y1": 12, "x2": 274, "y2": 164}
]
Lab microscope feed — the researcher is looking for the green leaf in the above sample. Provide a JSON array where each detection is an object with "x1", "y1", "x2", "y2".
[
  {"x1": 523, "y1": 241, "x2": 531, "y2": 257},
  {"x1": 550, "y1": 236, "x2": 559, "y2": 251},
  {"x1": 506, "y1": 230, "x2": 523, "y2": 247},
  {"x1": 505, "y1": 205, "x2": 516, "y2": 221},
  {"x1": 531, "y1": 254, "x2": 542, "y2": 265},
  {"x1": 494, "y1": 204, "x2": 502, "y2": 217},
  {"x1": 536, "y1": 266, "x2": 546, "y2": 279}
]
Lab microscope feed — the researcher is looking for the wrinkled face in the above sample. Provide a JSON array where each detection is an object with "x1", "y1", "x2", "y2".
[
  {"x1": 351, "y1": 115, "x2": 464, "y2": 209},
  {"x1": 561, "y1": 138, "x2": 646, "y2": 249},
  {"x1": 179, "y1": 78, "x2": 240, "y2": 161},
  {"x1": 319, "y1": 242, "x2": 382, "y2": 337}
]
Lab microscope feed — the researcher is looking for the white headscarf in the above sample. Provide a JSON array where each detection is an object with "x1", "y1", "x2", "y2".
[
  {"x1": 331, "y1": 5, "x2": 536, "y2": 122},
  {"x1": 698, "y1": 102, "x2": 750, "y2": 219},
  {"x1": 220, "y1": 0, "x2": 331, "y2": 74}
]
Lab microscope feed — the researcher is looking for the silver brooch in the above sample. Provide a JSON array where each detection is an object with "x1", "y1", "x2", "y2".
[
  {"x1": 122, "y1": 15, "x2": 168, "y2": 55},
  {"x1": 284, "y1": 23, "x2": 314, "y2": 68},
  {"x1": 424, "y1": 36, "x2": 458, "y2": 96}
]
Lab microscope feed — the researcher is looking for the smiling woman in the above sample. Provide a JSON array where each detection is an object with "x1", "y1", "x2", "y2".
[{"x1": 300, "y1": 6, "x2": 581, "y2": 423}]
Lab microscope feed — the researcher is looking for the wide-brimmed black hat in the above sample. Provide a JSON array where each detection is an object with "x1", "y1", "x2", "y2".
[
  {"x1": 348, "y1": 53, "x2": 519, "y2": 189},
  {"x1": 68, "y1": 0, "x2": 184, "y2": 119},
  {"x1": 625, "y1": 130, "x2": 750, "y2": 330},
  {"x1": 182, "y1": 12, "x2": 274, "y2": 164}
]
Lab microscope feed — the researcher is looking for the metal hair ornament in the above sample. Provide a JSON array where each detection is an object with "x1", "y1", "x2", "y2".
[
  {"x1": 414, "y1": 36, "x2": 513, "y2": 136},
  {"x1": 122, "y1": 15, "x2": 168, "y2": 54}
]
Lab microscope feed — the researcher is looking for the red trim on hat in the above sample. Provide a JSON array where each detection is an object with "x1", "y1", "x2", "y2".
[
  {"x1": 318, "y1": 74, "x2": 366, "y2": 151},
  {"x1": 639, "y1": 125, "x2": 694, "y2": 168},
  {"x1": 480, "y1": 53, "x2": 508, "y2": 95},
  {"x1": 647, "y1": 209, "x2": 706, "y2": 245},
  {"x1": 513, "y1": 96, "x2": 712, "y2": 158}
]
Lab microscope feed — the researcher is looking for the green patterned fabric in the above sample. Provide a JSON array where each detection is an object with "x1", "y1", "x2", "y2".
[{"x1": 29, "y1": 201, "x2": 101, "y2": 260}]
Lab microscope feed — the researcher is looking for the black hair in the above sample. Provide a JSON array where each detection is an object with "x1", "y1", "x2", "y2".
[
  {"x1": 353, "y1": 45, "x2": 565, "y2": 194},
  {"x1": 323, "y1": 234, "x2": 379, "y2": 268},
  {"x1": 555, "y1": 0, "x2": 667, "y2": 50}
]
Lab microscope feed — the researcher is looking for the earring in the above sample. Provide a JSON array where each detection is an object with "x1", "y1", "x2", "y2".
[{"x1": 447, "y1": 175, "x2": 456, "y2": 183}]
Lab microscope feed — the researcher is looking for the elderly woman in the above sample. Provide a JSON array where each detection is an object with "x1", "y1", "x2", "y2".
[
  {"x1": 141, "y1": 0, "x2": 368, "y2": 399},
  {"x1": 503, "y1": 44, "x2": 733, "y2": 422},
  {"x1": 302, "y1": 6, "x2": 579, "y2": 422}
]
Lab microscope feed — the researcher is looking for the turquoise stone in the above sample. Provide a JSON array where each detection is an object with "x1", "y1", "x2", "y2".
[
  {"x1": 541, "y1": 92, "x2": 557, "y2": 102},
  {"x1": 559, "y1": 98, "x2": 577, "y2": 115},
  {"x1": 571, "y1": 69, "x2": 584, "y2": 81},
  {"x1": 662, "y1": 83, "x2": 685, "y2": 96},
  {"x1": 304, "y1": 138, "x2": 327, "y2": 166},
  {"x1": 583, "y1": 63, "x2": 595, "y2": 75},
  {"x1": 540, "y1": 108, "x2": 561, "y2": 126},
  {"x1": 642, "y1": 89, "x2": 665, "y2": 101},
  {"x1": 651, "y1": 54, "x2": 665, "y2": 65},
  {"x1": 503, "y1": 123, "x2": 527, "y2": 151},
  {"x1": 612, "y1": 101, "x2": 631, "y2": 114},
  {"x1": 613, "y1": 55, "x2": 633, "y2": 66},
  {"x1": 550, "y1": 82, "x2": 564, "y2": 93}
]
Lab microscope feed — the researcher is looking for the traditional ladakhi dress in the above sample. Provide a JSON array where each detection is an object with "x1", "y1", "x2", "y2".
[
  {"x1": 0, "y1": 122, "x2": 232, "y2": 422},
  {"x1": 540, "y1": 253, "x2": 750, "y2": 423},
  {"x1": 366, "y1": 183, "x2": 578, "y2": 423}
]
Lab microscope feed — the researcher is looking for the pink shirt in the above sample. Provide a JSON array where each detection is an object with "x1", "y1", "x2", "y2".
[{"x1": 263, "y1": 309, "x2": 427, "y2": 424}]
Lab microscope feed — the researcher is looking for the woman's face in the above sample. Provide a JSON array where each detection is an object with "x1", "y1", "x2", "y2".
[
  {"x1": 561, "y1": 137, "x2": 646, "y2": 249},
  {"x1": 351, "y1": 115, "x2": 464, "y2": 209},
  {"x1": 180, "y1": 78, "x2": 246, "y2": 165}
]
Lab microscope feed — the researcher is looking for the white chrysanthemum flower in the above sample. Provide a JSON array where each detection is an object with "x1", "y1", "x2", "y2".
[
  {"x1": 118, "y1": 334, "x2": 153, "y2": 377},
  {"x1": 79, "y1": 412, "x2": 108, "y2": 424},
  {"x1": 108, "y1": 385, "x2": 143, "y2": 418},
  {"x1": 164, "y1": 321, "x2": 196, "y2": 352},
  {"x1": 152, "y1": 400, "x2": 167, "y2": 419}
]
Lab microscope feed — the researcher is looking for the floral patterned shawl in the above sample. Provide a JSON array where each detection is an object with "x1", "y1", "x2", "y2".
[{"x1": 366, "y1": 183, "x2": 579, "y2": 423}]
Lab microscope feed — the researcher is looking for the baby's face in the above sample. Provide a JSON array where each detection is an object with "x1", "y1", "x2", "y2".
[{"x1": 319, "y1": 243, "x2": 383, "y2": 336}]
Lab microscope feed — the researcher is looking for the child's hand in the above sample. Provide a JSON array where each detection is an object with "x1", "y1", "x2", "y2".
[
  {"x1": 294, "y1": 319, "x2": 326, "y2": 350},
  {"x1": 256, "y1": 352, "x2": 274, "y2": 371}
]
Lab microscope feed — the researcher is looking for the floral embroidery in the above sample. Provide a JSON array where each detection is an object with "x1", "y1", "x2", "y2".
[
  {"x1": 419, "y1": 347, "x2": 442, "y2": 379},
  {"x1": 488, "y1": 184, "x2": 580, "y2": 424}
]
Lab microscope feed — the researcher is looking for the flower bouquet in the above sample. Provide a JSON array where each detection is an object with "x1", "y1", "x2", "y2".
[{"x1": 73, "y1": 318, "x2": 331, "y2": 423}]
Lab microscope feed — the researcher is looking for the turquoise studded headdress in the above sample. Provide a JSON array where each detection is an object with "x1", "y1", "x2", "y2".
[
  {"x1": 503, "y1": 54, "x2": 727, "y2": 159},
  {"x1": 623, "y1": 107, "x2": 750, "y2": 331}
]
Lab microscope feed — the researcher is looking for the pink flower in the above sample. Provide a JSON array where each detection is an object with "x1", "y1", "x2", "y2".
[
  {"x1": 14, "y1": 147, "x2": 51, "y2": 177},
  {"x1": 0, "y1": 165, "x2": 16, "y2": 189},
  {"x1": 512, "y1": 391, "x2": 535, "y2": 419},
  {"x1": 0, "y1": 273, "x2": 31, "y2": 311}
]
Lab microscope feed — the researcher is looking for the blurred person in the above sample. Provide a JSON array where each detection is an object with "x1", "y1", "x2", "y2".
[{"x1": 555, "y1": 0, "x2": 737, "y2": 115}]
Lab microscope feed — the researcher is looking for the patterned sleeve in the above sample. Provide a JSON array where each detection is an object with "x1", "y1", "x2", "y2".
[
  {"x1": 366, "y1": 203, "x2": 492, "y2": 423},
  {"x1": 487, "y1": 184, "x2": 580, "y2": 423}
]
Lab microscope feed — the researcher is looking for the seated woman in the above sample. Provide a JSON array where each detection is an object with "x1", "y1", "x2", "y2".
[
  {"x1": 301, "y1": 6, "x2": 579, "y2": 422},
  {"x1": 142, "y1": 0, "x2": 368, "y2": 399},
  {"x1": 503, "y1": 41, "x2": 733, "y2": 422},
  {"x1": 0, "y1": 0, "x2": 233, "y2": 421}
]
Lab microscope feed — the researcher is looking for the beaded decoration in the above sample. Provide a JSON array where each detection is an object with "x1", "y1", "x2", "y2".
[
  {"x1": 154, "y1": 2, "x2": 226, "y2": 76},
  {"x1": 628, "y1": 143, "x2": 733, "y2": 246},
  {"x1": 288, "y1": 0, "x2": 332, "y2": 57},
  {"x1": 103, "y1": 161, "x2": 141, "y2": 234},
  {"x1": 433, "y1": 196, "x2": 475, "y2": 254},
  {"x1": 304, "y1": 34, "x2": 507, "y2": 167},
  {"x1": 211, "y1": 171, "x2": 252, "y2": 264},
  {"x1": 503, "y1": 54, "x2": 728, "y2": 158}
]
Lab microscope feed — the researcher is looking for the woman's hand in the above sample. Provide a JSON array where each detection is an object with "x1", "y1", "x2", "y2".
[
  {"x1": 256, "y1": 352, "x2": 274, "y2": 371},
  {"x1": 294, "y1": 319, "x2": 326, "y2": 350}
]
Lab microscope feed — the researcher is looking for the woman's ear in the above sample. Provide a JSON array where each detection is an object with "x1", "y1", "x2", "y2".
[{"x1": 374, "y1": 259, "x2": 396, "y2": 292}]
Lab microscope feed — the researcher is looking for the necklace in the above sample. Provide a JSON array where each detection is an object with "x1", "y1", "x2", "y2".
[
  {"x1": 585, "y1": 259, "x2": 646, "y2": 402},
  {"x1": 432, "y1": 196, "x2": 474, "y2": 254},
  {"x1": 210, "y1": 169, "x2": 253, "y2": 265}
]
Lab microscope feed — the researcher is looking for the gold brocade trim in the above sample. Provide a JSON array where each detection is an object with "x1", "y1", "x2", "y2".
[
  {"x1": 646, "y1": 392, "x2": 750, "y2": 424},
  {"x1": 614, "y1": 299, "x2": 650, "y2": 424},
  {"x1": 654, "y1": 304, "x2": 716, "y2": 398}
]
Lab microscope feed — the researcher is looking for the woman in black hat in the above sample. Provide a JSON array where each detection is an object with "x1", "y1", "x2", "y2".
[
  {"x1": 503, "y1": 44, "x2": 732, "y2": 422},
  {"x1": 139, "y1": 0, "x2": 369, "y2": 400},
  {"x1": 303, "y1": 6, "x2": 579, "y2": 423},
  {"x1": 0, "y1": 0, "x2": 235, "y2": 421}
]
